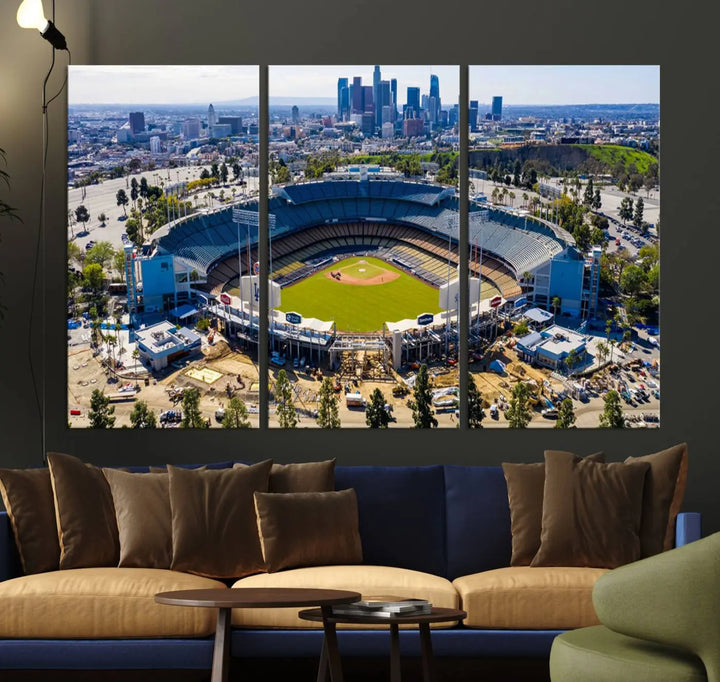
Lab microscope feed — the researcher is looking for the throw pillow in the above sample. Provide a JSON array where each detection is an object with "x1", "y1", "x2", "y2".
[
  {"x1": 47, "y1": 452, "x2": 120, "y2": 569},
  {"x1": 254, "y1": 489, "x2": 362, "y2": 573},
  {"x1": 502, "y1": 452, "x2": 604, "y2": 566},
  {"x1": 0, "y1": 467, "x2": 60, "y2": 574},
  {"x1": 102, "y1": 469, "x2": 172, "y2": 569},
  {"x1": 168, "y1": 459, "x2": 273, "y2": 579},
  {"x1": 234, "y1": 459, "x2": 335, "y2": 492},
  {"x1": 626, "y1": 443, "x2": 688, "y2": 556},
  {"x1": 532, "y1": 450, "x2": 650, "y2": 569}
]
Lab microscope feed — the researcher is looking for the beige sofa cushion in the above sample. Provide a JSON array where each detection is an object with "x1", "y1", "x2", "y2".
[
  {"x1": 0, "y1": 568, "x2": 227, "y2": 638},
  {"x1": 231, "y1": 565, "x2": 458, "y2": 629},
  {"x1": 453, "y1": 567, "x2": 608, "y2": 629}
]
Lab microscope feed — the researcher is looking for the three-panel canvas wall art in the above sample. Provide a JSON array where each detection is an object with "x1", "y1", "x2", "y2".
[{"x1": 66, "y1": 65, "x2": 660, "y2": 429}]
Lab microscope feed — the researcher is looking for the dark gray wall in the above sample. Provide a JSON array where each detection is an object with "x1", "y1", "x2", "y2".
[{"x1": 1, "y1": 0, "x2": 718, "y2": 531}]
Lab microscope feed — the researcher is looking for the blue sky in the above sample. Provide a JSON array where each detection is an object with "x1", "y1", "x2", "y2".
[
  {"x1": 469, "y1": 65, "x2": 659, "y2": 105},
  {"x1": 68, "y1": 65, "x2": 659, "y2": 106},
  {"x1": 69, "y1": 66, "x2": 259, "y2": 105}
]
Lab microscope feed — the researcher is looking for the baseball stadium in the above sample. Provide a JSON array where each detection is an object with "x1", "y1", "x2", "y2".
[{"x1": 142, "y1": 175, "x2": 598, "y2": 372}]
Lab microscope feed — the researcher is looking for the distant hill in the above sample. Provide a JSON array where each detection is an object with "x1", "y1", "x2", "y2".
[{"x1": 469, "y1": 144, "x2": 658, "y2": 175}]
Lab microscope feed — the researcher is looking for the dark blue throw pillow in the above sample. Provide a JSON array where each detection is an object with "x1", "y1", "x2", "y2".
[{"x1": 335, "y1": 465, "x2": 446, "y2": 577}]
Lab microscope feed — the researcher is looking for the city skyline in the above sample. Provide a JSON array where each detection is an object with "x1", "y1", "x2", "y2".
[
  {"x1": 270, "y1": 65, "x2": 460, "y2": 107},
  {"x1": 69, "y1": 65, "x2": 259, "y2": 105},
  {"x1": 469, "y1": 65, "x2": 660, "y2": 105}
]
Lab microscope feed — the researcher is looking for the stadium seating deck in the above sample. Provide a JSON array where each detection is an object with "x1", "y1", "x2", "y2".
[{"x1": 156, "y1": 180, "x2": 568, "y2": 300}]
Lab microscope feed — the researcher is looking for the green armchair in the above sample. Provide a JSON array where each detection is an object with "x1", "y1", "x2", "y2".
[{"x1": 550, "y1": 532, "x2": 720, "y2": 682}]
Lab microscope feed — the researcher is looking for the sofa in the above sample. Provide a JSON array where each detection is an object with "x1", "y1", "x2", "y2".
[{"x1": 0, "y1": 462, "x2": 701, "y2": 672}]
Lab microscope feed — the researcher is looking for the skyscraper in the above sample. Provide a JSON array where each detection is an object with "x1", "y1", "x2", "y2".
[
  {"x1": 406, "y1": 87, "x2": 420, "y2": 118},
  {"x1": 337, "y1": 77, "x2": 349, "y2": 121},
  {"x1": 492, "y1": 96, "x2": 503, "y2": 121},
  {"x1": 390, "y1": 78, "x2": 398, "y2": 120},
  {"x1": 208, "y1": 104, "x2": 217, "y2": 127},
  {"x1": 373, "y1": 65, "x2": 381, "y2": 127},
  {"x1": 363, "y1": 86, "x2": 374, "y2": 114},
  {"x1": 379, "y1": 80, "x2": 391, "y2": 122},
  {"x1": 129, "y1": 112, "x2": 145, "y2": 134},
  {"x1": 428, "y1": 74, "x2": 441, "y2": 126},
  {"x1": 352, "y1": 76, "x2": 363, "y2": 114},
  {"x1": 183, "y1": 118, "x2": 201, "y2": 139},
  {"x1": 291, "y1": 105, "x2": 299, "y2": 125},
  {"x1": 469, "y1": 100, "x2": 479, "y2": 131},
  {"x1": 430, "y1": 74, "x2": 440, "y2": 100}
]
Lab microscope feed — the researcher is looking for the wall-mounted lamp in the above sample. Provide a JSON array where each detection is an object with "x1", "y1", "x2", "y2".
[
  {"x1": 17, "y1": 0, "x2": 71, "y2": 464},
  {"x1": 17, "y1": 0, "x2": 67, "y2": 50}
]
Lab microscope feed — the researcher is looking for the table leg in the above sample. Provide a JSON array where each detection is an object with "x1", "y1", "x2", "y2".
[
  {"x1": 419, "y1": 622, "x2": 435, "y2": 682},
  {"x1": 211, "y1": 607, "x2": 231, "y2": 682},
  {"x1": 316, "y1": 634, "x2": 329, "y2": 682},
  {"x1": 321, "y1": 606, "x2": 344, "y2": 682},
  {"x1": 389, "y1": 623, "x2": 402, "y2": 682}
]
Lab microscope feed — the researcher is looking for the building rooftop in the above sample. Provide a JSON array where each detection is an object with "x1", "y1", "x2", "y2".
[{"x1": 135, "y1": 320, "x2": 200, "y2": 356}]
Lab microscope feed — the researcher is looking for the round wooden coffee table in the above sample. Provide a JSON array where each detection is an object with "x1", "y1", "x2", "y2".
[
  {"x1": 299, "y1": 606, "x2": 466, "y2": 682},
  {"x1": 155, "y1": 587, "x2": 360, "y2": 682}
]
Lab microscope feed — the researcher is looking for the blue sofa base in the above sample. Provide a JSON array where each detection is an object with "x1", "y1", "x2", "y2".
[{"x1": 0, "y1": 629, "x2": 563, "y2": 670}]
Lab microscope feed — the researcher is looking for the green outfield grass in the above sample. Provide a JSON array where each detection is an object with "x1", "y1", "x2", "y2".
[{"x1": 277, "y1": 256, "x2": 442, "y2": 333}]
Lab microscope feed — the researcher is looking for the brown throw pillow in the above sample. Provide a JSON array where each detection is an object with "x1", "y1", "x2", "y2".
[
  {"x1": 502, "y1": 452, "x2": 604, "y2": 566},
  {"x1": 168, "y1": 459, "x2": 273, "y2": 579},
  {"x1": 47, "y1": 452, "x2": 120, "y2": 569},
  {"x1": 254, "y1": 489, "x2": 362, "y2": 573},
  {"x1": 626, "y1": 443, "x2": 688, "y2": 556},
  {"x1": 532, "y1": 450, "x2": 650, "y2": 569},
  {"x1": 234, "y1": 459, "x2": 335, "y2": 493},
  {"x1": 102, "y1": 469, "x2": 172, "y2": 569},
  {"x1": 0, "y1": 468, "x2": 60, "y2": 574}
]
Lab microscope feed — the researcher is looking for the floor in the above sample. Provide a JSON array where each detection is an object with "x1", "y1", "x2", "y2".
[{"x1": 3, "y1": 657, "x2": 551, "y2": 682}]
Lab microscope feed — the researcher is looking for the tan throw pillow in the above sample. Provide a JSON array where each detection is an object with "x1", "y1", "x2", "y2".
[
  {"x1": 47, "y1": 452, "x2": 120, "y2": 569},
  {"x1": 102, "y1": 469, "x2": 172, "y2": 569},
  {"x1": 234, "y1": 459, "x2": 335, "y2": 493},
  {"x1": 502, "y1": 452, "x2": 604, "y2": 566},
  {"x1": 254, "y1": 489, "x2": 363, "y2": 573},
  {"x1": 532, "y1": 450, "x2": 649, "y2": 569},
  {"x1": 168, "y1": 459, "x2": 273, "y2": 579},
  {"x1": 0, "y1": 468, "x2": 60, "y2": 574},
  {"x1": 626, "y1": 443, "x2": 688, "y2": 556}
]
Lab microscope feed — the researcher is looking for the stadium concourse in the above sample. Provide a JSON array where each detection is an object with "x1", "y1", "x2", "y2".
[{"x1": 139, "y1": 177, "x2": 598, "y2": 370}]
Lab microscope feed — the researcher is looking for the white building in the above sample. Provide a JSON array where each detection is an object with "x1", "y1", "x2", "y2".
[
  {"x1": 134, "y1": 321, "x2": 201, "y2": 372},
  {"x1": 149, "y1": 136, "x2": 162, "y2": 154}
]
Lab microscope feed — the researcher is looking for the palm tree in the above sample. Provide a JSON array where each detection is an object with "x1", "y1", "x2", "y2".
[
  {"x1": 608, "y1": 338, "x2": 617, "y2": 364},
  {"x1": 551, "y1": 296, "x2": 561, "y2": 318},
  {"x1": 596, "y1": 341, "x2": 609, "y2": 365},
  {"x1": 563, "y1": 349, "x2": 577, "y2": 376},
  {"x1": 114, "y1": 318, "x2": 123, "y2": 359},
  {"x1": 522, "y1": 192, "x2": 529, "y2": 209},
  {"x1": 132, "y1": 349, "x2": 141, "y2": 388},
  {"x1": 508, "y1": 191, "x2": 516, "y2": 207}
]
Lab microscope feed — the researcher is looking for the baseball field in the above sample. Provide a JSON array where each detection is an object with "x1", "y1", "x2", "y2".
[{"x1": 277, "y1": 256, "x2": 443, "y2": 333}]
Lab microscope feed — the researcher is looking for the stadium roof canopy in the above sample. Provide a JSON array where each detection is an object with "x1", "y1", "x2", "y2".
[{"x1": 153, "y1": 179, "x2": 575, "y2": 278}]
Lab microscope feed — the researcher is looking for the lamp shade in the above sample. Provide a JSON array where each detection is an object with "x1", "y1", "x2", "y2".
[{"x1": 16, "y1": 0, "x2": 49, "y2": 32}]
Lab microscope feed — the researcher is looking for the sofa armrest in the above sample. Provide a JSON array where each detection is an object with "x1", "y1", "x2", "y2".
[
  {"x1": 593, "y1": 532, "x2": 720, "y2": 682},
  {"x1": 0, "y1": 511, "x2": 22, "y2": 582},
  {"x1": 675, "y1": 512, "x2": 701, "y2": 547}
]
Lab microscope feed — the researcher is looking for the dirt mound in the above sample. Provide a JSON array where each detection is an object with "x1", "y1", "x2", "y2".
[{"x1": 203, "y1": 340, "x2": 230, "y2": 360}]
